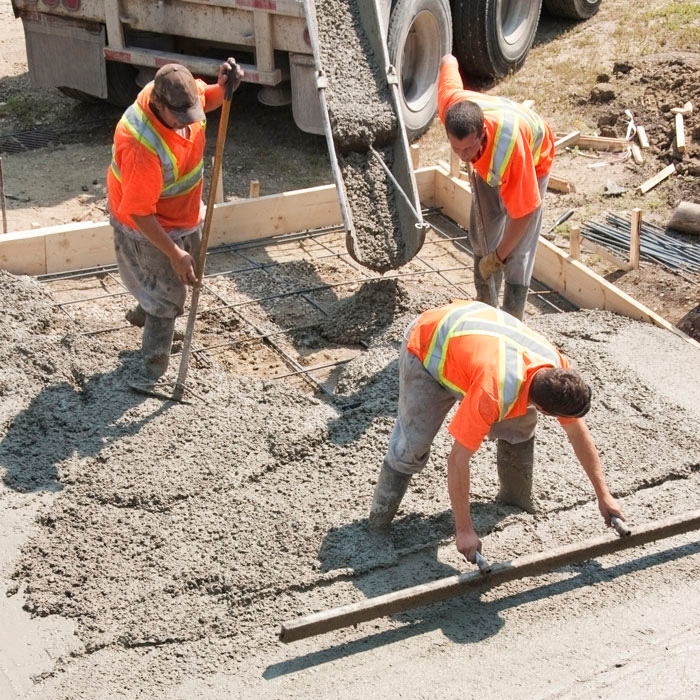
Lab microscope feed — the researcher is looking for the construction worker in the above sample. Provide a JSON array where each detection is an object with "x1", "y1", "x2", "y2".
[
  {"x1": 438, "y1": 54, "x2": 555, "y2": 321},
  {"x1": 368, "y1": 300, "x2": 624, "y2": 564},
  {"x1": 108, "y1": 59, "x2": 244, "y2": 378}
]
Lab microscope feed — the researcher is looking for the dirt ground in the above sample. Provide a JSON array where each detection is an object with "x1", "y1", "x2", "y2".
[{"x1": 1, "y1": 2, "x2": 700, "y2": 699}]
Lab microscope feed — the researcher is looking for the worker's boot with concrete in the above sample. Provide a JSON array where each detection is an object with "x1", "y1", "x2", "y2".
[
  {"x1": 472, "y1": 255, "x2": 502, "y2": 306},
  {"x1": 125, "y1": 303, "x2": 147, "y2": 328},
  {"x1": 141, "y1": 314, "x2": 176, "y2": 379},
  {"x1": 368, "y1": 461, "x2": 412, "y2": 532},
  {"x1": 496, "y1": 436, "x2": 536, "y2": 512},
  {"x1": 502, "y1": 282, "x2": 529, "y2": 321}
]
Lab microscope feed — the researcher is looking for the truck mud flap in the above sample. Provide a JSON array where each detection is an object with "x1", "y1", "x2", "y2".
[{"x1": 302, "y1": 0, "x2": 429, "y2": 272}]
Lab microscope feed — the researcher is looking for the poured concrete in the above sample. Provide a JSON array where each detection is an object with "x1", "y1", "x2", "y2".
[{"x1": 0, "y1": 268, "x2": 699, "y2": 698}]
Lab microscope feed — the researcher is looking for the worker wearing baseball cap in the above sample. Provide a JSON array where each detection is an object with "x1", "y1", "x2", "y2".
[
  {"x1": 368, "y1": 300, "x2": 625, "y2": 564},
  {"x1": 108, "y1": 59, "x2": 244, "y2": 379}
]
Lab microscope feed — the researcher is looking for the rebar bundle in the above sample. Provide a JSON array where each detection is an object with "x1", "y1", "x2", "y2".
[{"x1": 582, "y1": 213, "x2": 700, "y2": 273}]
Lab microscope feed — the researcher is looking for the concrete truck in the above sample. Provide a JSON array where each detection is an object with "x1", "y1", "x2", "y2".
[{"x1": 11, "y1": 0, "x2": 602, "y2": 139}]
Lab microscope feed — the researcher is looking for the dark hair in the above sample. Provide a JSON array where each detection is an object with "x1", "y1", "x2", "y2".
[
  {"x1": 530, "y1": 368, "x2": 592, "y2": 418},
  {"x1": 445, "y1": 101, "x2": 484, "y2": 140}
]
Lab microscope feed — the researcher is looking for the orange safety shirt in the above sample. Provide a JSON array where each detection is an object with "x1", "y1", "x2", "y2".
[
  {"x1": 407, "y1": 300, "x2": 574, "y2": 452},
  {"x1": 437, "y1": 61, "x2": 555, "y2": 219},
  {"x1": 107, "y1": 81, "x2": 207, "y2": 233}
]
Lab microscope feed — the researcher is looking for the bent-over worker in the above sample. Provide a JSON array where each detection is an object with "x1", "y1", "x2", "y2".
[
  {"x1": 438, "y1": 54, "x2": 555, "y2": 320},
  {"x1": 368, "y1": 300, "x2": 624, "y2": 563},
  {"x1": 108, "y1": 59, "x2": 244, "y2": 378}
]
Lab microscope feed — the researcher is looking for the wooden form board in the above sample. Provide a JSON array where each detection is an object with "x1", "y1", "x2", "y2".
[{"x1": 0, "y1": 165, "x2": 696, "y2": 350}]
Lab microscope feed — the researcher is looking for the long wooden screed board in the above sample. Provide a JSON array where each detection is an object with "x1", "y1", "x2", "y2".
[{"x1": 0, "y1": 166, "x2": 697, "y2": 349}]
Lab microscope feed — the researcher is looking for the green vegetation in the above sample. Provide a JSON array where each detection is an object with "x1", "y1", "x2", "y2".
[
  {"x1": 0, "y1": 94, "x2": 53, "y2": 125},
  {"x1": 643, "y1": 1, "x2": 700, "y2": 49}
]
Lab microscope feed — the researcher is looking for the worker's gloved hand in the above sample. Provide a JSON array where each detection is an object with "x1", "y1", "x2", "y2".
[
  {"x1": 455, "y1": 528, "x2": 482, "y2": 564},
  {"x1": 478, "y1": 250, "x2": 504, "y2": 280},
  {"x1": 218, "y1": 57, "x2": 244, "y2": 93}
]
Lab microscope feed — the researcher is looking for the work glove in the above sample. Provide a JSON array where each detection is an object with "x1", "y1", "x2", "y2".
[
  {"x1": 478, "y1": 250, "x2": 504, "y2": 280},
  {"x1": 218, "y1": 57, "x2": 244, "y2": 93}
]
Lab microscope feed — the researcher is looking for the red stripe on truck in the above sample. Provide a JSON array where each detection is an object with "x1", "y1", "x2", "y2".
[
  {"x1": 105, "y1": 49, "x2": 132, "y2": 62},
  {"x1": 234, "y1": 0, "x2": 277, "y2": 9}
]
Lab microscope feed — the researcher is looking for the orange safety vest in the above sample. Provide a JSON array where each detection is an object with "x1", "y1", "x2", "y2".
[
  {"x1": 407, "y1": 300, "x2": 571, "y2": 450},
  {"x1": 437, "y1": 61, "x2": 555, "y2": 218},
  {"x1": 107, "y1": 82, "x2": 206, "y2": 232}
]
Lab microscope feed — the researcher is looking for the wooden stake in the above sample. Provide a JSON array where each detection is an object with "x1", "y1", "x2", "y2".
[
  {"x1": 629, "y1": 208, "x2": 641, "y2": 269},
  {"x1": 638, "y1": 164, "x2": 675, "y2": 194},
  {"x1": 569, "y1": 225, "x2": 581, "y2": 260},
  {"x1": 279, "y1": 510, "x2": 700, "y2": 643},
  {"x1": 548, "y1": 174, "x2": 576, "y2": 193},
  {"x1": 675, "y1": 113, "x2": 686, "y2": 153},
  {"x1": 636, "y1": 125, "x2": 649, "y2": 149},
  {"x1": 630, "y1": 143, "x2": 644, "y2": 165},
  {"x1": 410, "y1": 143, "x2": 420, "y2": 170},
  {"x1": 249, "y1": 179, "x2": 260, "y2": 198},
  {"x1": 449, "y1": 149, "x2": 461, "y2": 178}
]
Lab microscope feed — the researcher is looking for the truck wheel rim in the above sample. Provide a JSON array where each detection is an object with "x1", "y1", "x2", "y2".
[
  {"x1": 499, "y1": 0, "x2": 535, "y2": 50},
  {"x1": 399, "y1": 10, "x2": 440, "y2": 115}
]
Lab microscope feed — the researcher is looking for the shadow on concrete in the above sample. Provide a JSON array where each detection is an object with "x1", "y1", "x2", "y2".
[
  {"x1": 264, "y1": 537, "x2": 700, "y2": 679},
  {"x1": 0, "y1": 351, "x2": 171, "y2": 493}
]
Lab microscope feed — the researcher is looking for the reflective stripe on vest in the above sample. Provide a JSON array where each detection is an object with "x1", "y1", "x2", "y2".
[
  {"x1": 469, "y1": 95, "x2": 546, "y2": 187},
  {"x1": 110, "y1": 101, "x2": 204, "y2": 199},
  {"x1": 423, "y1": 302, "x2": 562, "y2": 420}
]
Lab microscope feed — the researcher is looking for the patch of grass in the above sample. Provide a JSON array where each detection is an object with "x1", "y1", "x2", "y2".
[
  {"x1": 0, "y1": 94, "x2": 54, "y2": 126},
  {"x1": 642, "y1": 1, "x2": 700, "y2": 50}
]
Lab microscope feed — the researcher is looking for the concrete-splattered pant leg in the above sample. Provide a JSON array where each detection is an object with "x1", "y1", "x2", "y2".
[
  {"x1": 385, "y1": 327, "x2": 457, "y2": 476},
  {"x1": 113, "y1": 228, "x2": 201, "y2": 319},
  {"x1": 468, "y1": 173, "x2": 550, "y2": 286}
]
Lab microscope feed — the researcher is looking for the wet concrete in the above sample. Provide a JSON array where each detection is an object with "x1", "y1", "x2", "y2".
[
  {"x1": 1, "y1": 268, "x2": 699, "y2": 697},
  {"x1": 316, "y1": 1, "x2": 413, "y2": 271}
]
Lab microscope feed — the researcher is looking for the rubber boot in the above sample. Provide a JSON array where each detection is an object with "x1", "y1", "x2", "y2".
[
  {"x1": 142, "y1": 314, "x2": 176, "y2": 379},
  {"x1": 496, "y1": 436, "x2": 535, "y2": 512},
  {"x1": 502, "y1": 282, "x2": 529, "y2": 321},
  {"x1": 125, "y1": 303, "x2": 146, "y2": 328},
  {"x1": 473, "y1": 255, "x2": 502, "y2": 306},
  {"x1": 368, "y1": 461, "x2": 413, "y2": 532}
]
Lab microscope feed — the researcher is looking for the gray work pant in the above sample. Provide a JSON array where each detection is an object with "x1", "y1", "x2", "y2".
[
  {"x1": 113, "y1": 227, "x2": 201, "y2": 319},
  {"x1": 385, "y1": 323, "x2": 538, "y2": 476},
  {"x1": 469, "y1": 173, "x2": 549, "y2": 286}
]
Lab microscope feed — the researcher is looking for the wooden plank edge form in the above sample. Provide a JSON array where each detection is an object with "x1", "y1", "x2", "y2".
[
  {"x1": 0, "y1": 169, "x2": 441, "y2": 275},
  {"x1": 534, "y1": 237, "x2": 700, "y2": 350},
  {"x1": 430, "y1": 171, "x2": 698, "y2": 350}
]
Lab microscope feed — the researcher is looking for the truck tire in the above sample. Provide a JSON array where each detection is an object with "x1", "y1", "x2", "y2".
[
  {"x1": 453, "y1": 0, "x2": 542, "y2": 79},
  {"x1": 388, "y1": 0, "x2": 452, "y2": 139},
  {"x1": 543, "y1": 0, "x2": 601, "y2": 20},
  {"x1": 105, "y1": 62, "x2": 140, "y2": 108}
]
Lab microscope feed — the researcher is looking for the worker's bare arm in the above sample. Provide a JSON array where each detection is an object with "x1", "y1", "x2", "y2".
[
  {"x1": 497, "y1": 212, "x2": 532, "y2": 261},
  {"x1": 447, "y1": 440, "x2": 481, "y2": 563},
  {"x1": 561, "y1": 418, "x2": 624, "y2": 525},
  {"x1": 131, "y1": 213, "x2": 197, "y2": 285}
]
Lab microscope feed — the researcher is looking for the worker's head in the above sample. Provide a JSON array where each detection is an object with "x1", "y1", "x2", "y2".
[
  {"x1": 445, "y1": 101, "x2": 486, "y2": 163},
  {"x1": 529, "y1": 368, "x2": 592, "y2": 419},
  {"x1": 151, "y1": 64, "x2": 205, "y2": 128}
]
